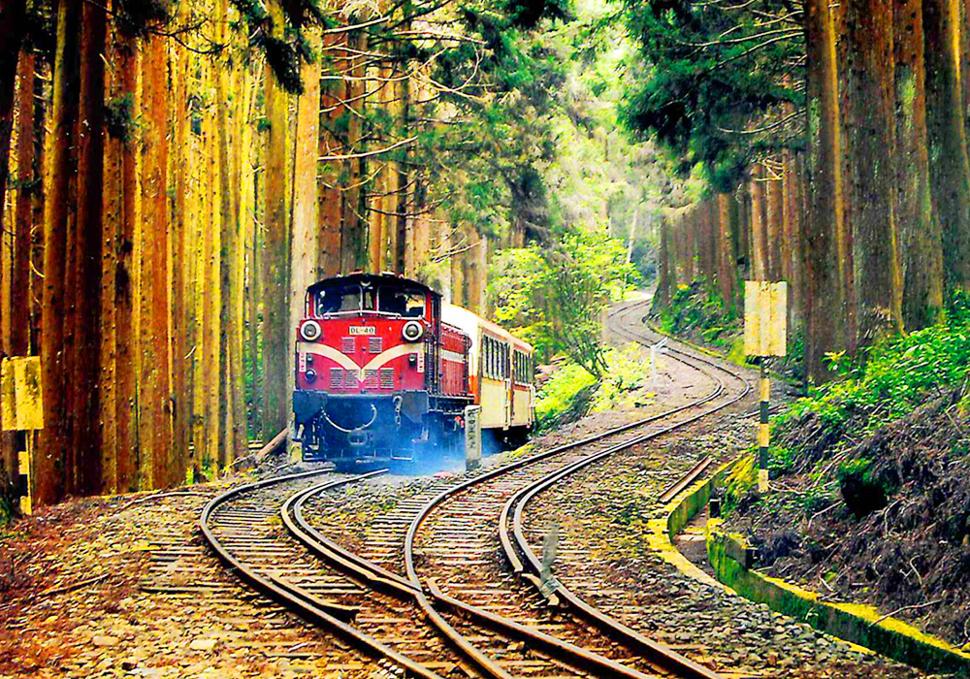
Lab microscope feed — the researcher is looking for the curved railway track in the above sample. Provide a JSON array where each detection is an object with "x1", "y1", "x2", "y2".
[{"x1": 201, "y1": 298, "x2": 754, "y2": 678}]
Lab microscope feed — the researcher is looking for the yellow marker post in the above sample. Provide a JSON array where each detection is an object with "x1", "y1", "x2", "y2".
[
  {"x1": 2, "y1": 356, "x2": 44, "y2": 515},
  {"x1": 743, "y1": 282, "x2": 787, "y2": 493},
  {"x1": 17, "y1": 449, "x2": 31, "y2": 515}
]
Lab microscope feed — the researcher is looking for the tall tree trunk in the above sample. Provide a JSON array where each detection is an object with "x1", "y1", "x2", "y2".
[
  {"x1": 765, "y1": 169, "x2": 783, "y2": 281},
  {"x1": 318, "y1": 32, "x2": 346, "y2": 278},
  {"x1": 64, "y1": 0, "x2": 106, "y2": 496},
  {"x1": 894, "y1": 0, "x2": 944, "y2": 329},
  {"x1": 37, "y1": 0, "x2": 83, "y2": 505},
  {"x1": 924, "y1": 0, "x2": 970, "y2": 294},
  {"x1": 169, "y1": 12, "x2": 191, "y2": 473},
  {"x1": 716, "y1": 194, "x2": 736, "y2": 310},
  {"x1": 656, "y1": 219, "x2": 673, "y2": 307},
  {"x1": 262, "y1": 16, "x2": 291, "y2": 438},
  {"x1": 11, "y1": 51, "x2": 34, "y2": 357},
  {"x1": 137, "y1": 33, "x2": 172, "y2": 487},
  {"x1": 115, "y1": 45, "x2": 139, "y2": 492},
  {"x1": 804, "y1": 0, "x2": 848, "y2": 381},
  {"x1": 0, "y1": 0, "x2": 26, "y2": 237},
  {"x1": 291, "y1": 36, "x2": 321, "y2": 393},
  {"x1": 3, "y1": 51, "x2": 35, "y2": 492},
  {"x1": 749, "y1": 166, "x2": 768, "y2": 281},
  {"x1": 340, "y1": 33, "x2": 368, "y2": 273},
  {"x1": 99, "y1": 22, "x2": 122, "y2": 493},
  {"x1": 845, "y1": 0, "x2": 903, "y2": 346},
  {"x1": 834, "y1": 0, "x2": 858, "y2": 349},
  {"x1": 782, "y1": 150, "x2": 805, "y2": 331}
]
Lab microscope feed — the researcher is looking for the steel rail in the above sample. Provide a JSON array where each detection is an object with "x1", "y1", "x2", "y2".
[
  {"x1": 658, "y1": 456, "x2": 714, "y2": 505},
  {"x1": 199, "y1": 468, "x2": 446, "y2": 679},
  {"x1": 204, "y1": 298, "x2": 750, "y2": 679},
  {"x1": 287, "y1": 479, "x2": 659, "y2": 679},
  {"x1": 396, "y1": 299, "x2": 751, "y2": 679},
  {"x1": 493, "y1": 301, "x2": 752, "y2": 679}
]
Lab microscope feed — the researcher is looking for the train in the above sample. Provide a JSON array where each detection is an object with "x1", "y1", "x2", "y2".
[{"x1": 292, "y1": 273, "x2": 535, "y2": 469}]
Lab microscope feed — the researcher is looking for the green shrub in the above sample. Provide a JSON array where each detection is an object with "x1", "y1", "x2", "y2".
[
  {"x1": 590, "y1": 345, "x2": 648, "y2": 412},
  {"x1": 655, "y1": 279, "x2": 739, "y2": 348},
  {"x1": 780, "y1": 309, "x2": 970, "y2": 439},
  {"x1": 535, "y1": 362, "x2": 597, "y2": 431},
  {"x1": 766, "y1": 445, "x2": 797, "y2": 474},
  {"x1": 536, "y1": 346, "x2": 651, "y2": 432}
]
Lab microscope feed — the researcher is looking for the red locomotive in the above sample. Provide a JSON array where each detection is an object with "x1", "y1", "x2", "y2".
[{"x1": 292, "y1": 273, "x2": 535, "y2": 468}]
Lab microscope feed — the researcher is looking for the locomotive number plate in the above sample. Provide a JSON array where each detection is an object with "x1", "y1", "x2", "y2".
[
  {"x1": 416, "y1": 351, "x2": 425, "y2": 373},
  {"x1": 349, "y1": 326, "x2": 376, "y2": 335}
]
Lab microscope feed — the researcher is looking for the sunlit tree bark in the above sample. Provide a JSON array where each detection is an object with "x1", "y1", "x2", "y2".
[
  {"x1": 893, "y1": 0, "x2": 944, "y2": 329},
  {"x1": 924, "y1": 0, "x2": 970, "y2": 294},
  {"x1": 262, "y1": 2, "x2": 292, "y2": 437},
  {"x1": 804, "y1": 0, "x2": 847, "y2": 381}
]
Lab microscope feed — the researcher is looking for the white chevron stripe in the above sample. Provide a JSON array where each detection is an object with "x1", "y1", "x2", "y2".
[{"x1": 297, "y1": 341, "x2": 422, "y2": 382}]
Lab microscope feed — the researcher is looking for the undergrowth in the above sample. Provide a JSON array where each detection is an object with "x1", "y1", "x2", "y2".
[
  {"x1": 655, "y1": 279, "x2": 741, "y2": 353},
  {"x1": 535, "y1": 346, "x2": 650, "y2": 432},
  {"x1": 774, "y1": 294, "x2": 970, "y2": 450},
  {"x1": 734, "y1": 292, "x2": 970, "y2": 521}
]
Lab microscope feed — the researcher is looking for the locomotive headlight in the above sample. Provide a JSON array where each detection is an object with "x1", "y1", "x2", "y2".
[
  {"x1": 305, "y1": 368, "x2": 317, "y2": 383},
  {"x1": 402, "y1": 320, "x2": 424, "y2": 342},
  {"x1": 301, "y1": 320, "x2": 322, "y2": 342}
]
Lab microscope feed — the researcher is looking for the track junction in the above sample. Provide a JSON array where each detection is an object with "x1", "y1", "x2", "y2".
[{"x1": 200, "y1": 300, "x2": 746, "y2": 677}]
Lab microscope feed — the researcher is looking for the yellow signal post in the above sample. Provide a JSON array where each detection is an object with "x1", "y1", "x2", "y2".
[
  {"x1": 743, "y1": 282, "x2": 787, "y2": 493},
  {"x1": 2, "y1": 357, "x2": 44, "y2": 515}
]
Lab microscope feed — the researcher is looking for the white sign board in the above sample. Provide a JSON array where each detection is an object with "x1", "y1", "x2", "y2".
[
  {"x1": 464, "y1": 405, "x2": 482, "y2": 471},
  {"x1": 744, "y1": 281, "x2": 788, "y2": 357}
]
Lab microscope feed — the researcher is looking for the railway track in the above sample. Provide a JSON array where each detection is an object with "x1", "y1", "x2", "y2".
[{"x1": 200, "y1": 298, "x2": 754, "y2": 678}]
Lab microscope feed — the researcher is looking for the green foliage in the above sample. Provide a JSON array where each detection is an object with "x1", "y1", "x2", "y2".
[
  {"x1": 105, "y1": 93, "x2": 137, "y2": 144},
  {"x1": 230, "y1": 0, "x2": 324, "y2": 94},
  {"x1": 781, "y1": 309, "x2": 970, "y2": 438},
  {"x1": 0, "y1": 494, "x2": 12, "y2": 528},
  {"x1": 766, "y1": 444, "x2": 797, "y2": 475},
  {"x1": 535, "y1": 362, "x2": 597, "y2": 430},
  {"x1": 535, "y1": 345, "x2": 649, "y2": 430},
  {"x1": 490, "y1": 230, "x2": 638, "y2": 376},
  {"x1": 836, "y1": 457, "x2": 873, "y2": 482},
  {"x1": 655, "y1": 278, "x2": 740, "y2": 350},
  {"x1": 590, "y1": 345, "x2": 648, "y2": 411},
  {"x1": 619, "y1": 0, "x2": 804, "y2": 190}
]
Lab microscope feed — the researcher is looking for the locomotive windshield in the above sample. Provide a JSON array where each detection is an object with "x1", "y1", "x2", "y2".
[{"x1": 315, "y1": 280, "x2": 426, "y2": 318}]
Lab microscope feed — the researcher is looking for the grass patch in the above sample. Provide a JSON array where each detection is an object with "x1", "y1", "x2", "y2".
[
  {"x1": 777, "y1": 296, "x2": 970, "y2": 442},
  {"x1": 535, "y1": 362, "x2": 597, "y2": 431},
  {"x1": 535, "y1": 346, "x2": 653, "y2": 432}
]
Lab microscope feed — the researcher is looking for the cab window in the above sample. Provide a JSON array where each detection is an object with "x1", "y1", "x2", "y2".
[
  {"x1": 316, "y1": 284, "x2": 361, "y2": 314},
  {"x1": 378, "y1": 287, "x2": 426, "y2": 317}
]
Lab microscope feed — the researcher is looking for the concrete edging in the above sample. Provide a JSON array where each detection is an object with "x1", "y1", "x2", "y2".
[
  {"x1": 645, "y1": 453, "x2": 756, "y2": 589},
  {"x1": 706, "y1": 522, "x2": 970, "y2": 675},
  {"x1": 650, "y1": 450, "x2": 970, "y2": 675}
]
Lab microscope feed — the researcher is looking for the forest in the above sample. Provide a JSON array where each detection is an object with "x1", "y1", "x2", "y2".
[
  {"x1": 0, "y1": 0, "x2": 659, "y2": 507},
  {"x1": 639, "y1": 0, "x2": 970, "y2": 382},
  {"x1": 1, "y1": 0, "x2": 968, "y2": 508}
]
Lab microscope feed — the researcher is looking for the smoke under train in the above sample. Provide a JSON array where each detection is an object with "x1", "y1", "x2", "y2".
[{"x1": 292, "y1": 273, "x2": 535, "y2": 469}]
